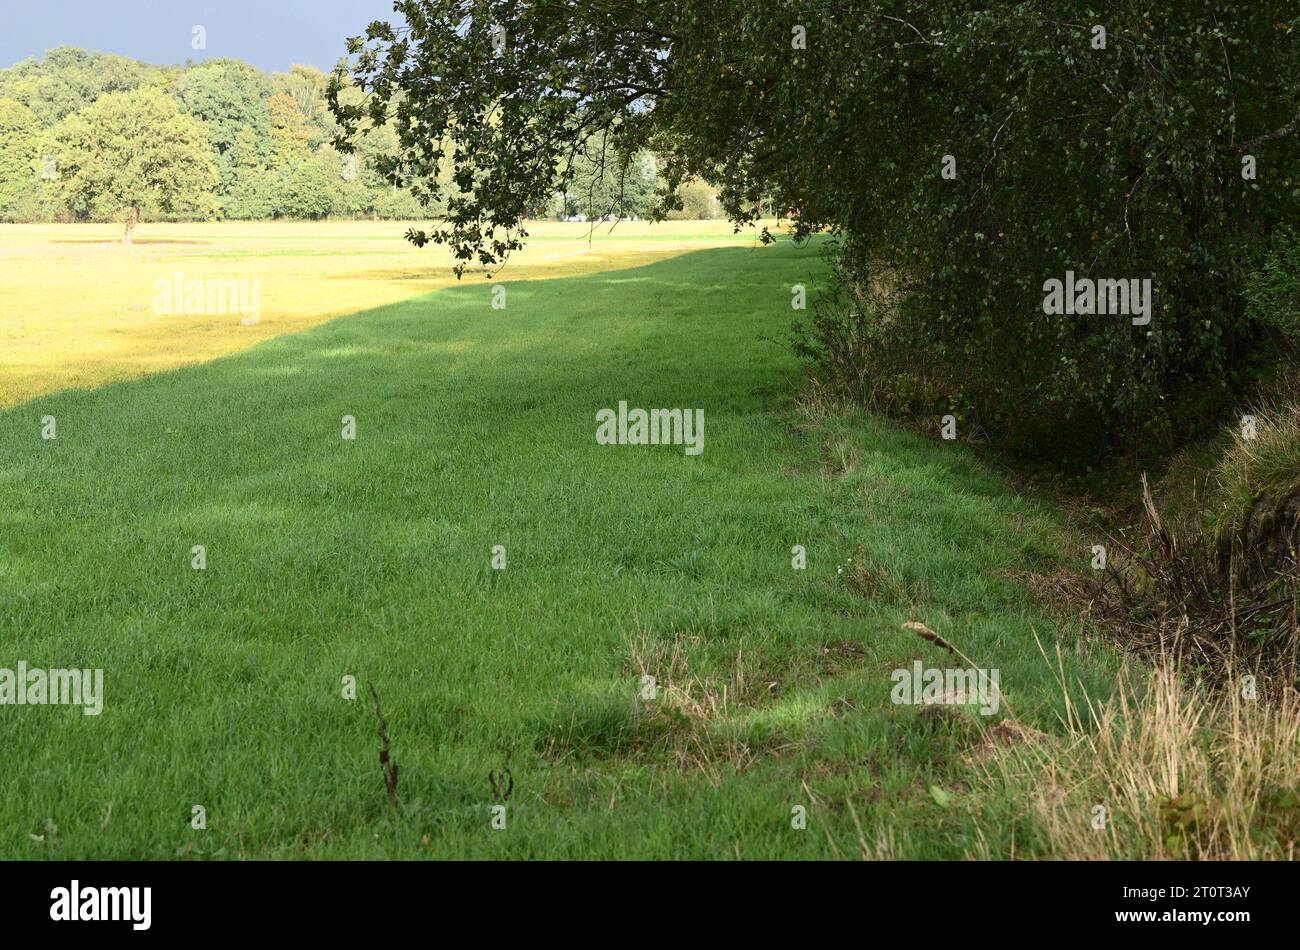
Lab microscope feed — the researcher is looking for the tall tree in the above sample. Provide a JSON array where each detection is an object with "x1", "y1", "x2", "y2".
[
  {"x1": 49, "y1": 87, "x2": 218, "y2": 243},
  {"x1": 268, "y1": 91, "x2": 315, "y2": 164},
  {"x1": 0, "y1": 98, "x2": 40, "y2": 220},
  {"x1": 275, "y1": 65, "x2": 332, "y2": 146},
  {"x1": 175, "y1": 60, "x2": 272, "y2": 156}
]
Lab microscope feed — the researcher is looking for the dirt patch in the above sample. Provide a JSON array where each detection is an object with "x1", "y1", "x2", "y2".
[{"x1": 965, "y1": 719, "x2": 1049, "y2": 765}]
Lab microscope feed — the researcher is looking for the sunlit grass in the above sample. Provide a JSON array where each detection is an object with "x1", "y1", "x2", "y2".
[{"x1": 0, "y1": 218, "x2": 771, "y2": 407}]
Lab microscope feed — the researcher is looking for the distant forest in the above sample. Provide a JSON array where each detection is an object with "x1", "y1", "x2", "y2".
[{"x1": 0, "y1": 47, "x2": 721, "y2": 224}]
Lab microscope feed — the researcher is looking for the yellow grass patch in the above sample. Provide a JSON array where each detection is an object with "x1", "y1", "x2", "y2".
[{"x1": 0, "y1": 218, "x2": 771, "y2": 407}]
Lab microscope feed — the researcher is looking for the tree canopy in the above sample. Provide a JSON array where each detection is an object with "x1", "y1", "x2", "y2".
[{"x1": 48, "y1": 86, "x2": 219, "y2": 242}]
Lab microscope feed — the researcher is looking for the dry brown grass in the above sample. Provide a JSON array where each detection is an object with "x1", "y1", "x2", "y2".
[
  {"x1": 623, "y1": 631, "x2": 772, "y2": 780},
  {"x1": 981, "y1": 639, "x2": 1300, "y2": 860},
  {"x1": 1086, "y1": 474, "x2": 1300, "y2": 679}
]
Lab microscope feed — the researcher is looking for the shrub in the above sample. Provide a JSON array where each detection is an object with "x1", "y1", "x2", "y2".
[
  {"x1": 1208, "y1": 386, "x2": 1300, "y2": 590},
  {"x1": 1246, "y1": 227, "x2": 1300, "y2": 347},
  {"x1": 664, "y1": 178, "x2": 720, "y2": 220}
]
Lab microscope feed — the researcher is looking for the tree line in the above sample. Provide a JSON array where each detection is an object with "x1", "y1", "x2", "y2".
[{"x1": 0, "y1": 46, "x2": 719, "y2": 232}]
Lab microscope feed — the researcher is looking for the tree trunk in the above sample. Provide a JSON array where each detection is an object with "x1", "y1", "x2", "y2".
[{"x1": 122, "y1": 209, "x2": 138, "y2": 246}]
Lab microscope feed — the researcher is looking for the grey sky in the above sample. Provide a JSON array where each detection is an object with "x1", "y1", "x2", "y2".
[{"x1": 0, "y1": 0, "x2": 406, "y2": 72}]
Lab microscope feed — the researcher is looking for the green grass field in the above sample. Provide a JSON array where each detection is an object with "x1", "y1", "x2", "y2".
[
  {"x1": 0, "y1": 219, "x2": 766, "y2": 407},
  {"x1": 0, "y1": 235, "x2": 1123, "y2": 858}
]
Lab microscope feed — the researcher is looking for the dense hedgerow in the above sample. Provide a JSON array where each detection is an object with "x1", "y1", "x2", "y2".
[{"x1": 779, "y1": 4, "x2": 1300, "y2": 465}]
